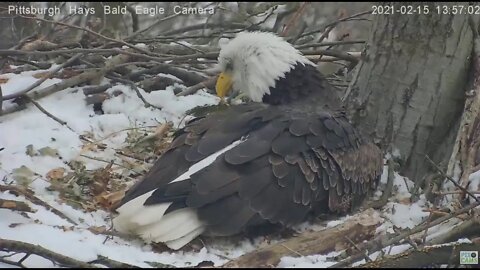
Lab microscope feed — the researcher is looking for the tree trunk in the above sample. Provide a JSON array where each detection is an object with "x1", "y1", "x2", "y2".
[{"x1": 345, "y1": 2, "x2": 474, "y2": 184}]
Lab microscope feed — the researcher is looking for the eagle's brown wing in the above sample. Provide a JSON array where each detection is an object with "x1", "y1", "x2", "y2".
[{"x1": 119, "y1": 102, "x2": 383, "y2": 236}]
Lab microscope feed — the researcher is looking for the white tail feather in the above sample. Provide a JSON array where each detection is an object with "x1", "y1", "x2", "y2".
[
  {"x1": 138, "y1": 208, "x2": 203, "y2": 242},
  {"x1": 164, "y1": 226, "x2": 205, "y2": 250},
  {"x1": 113, "y1": 193, "x2": 205, "y2": 249},
  {"x1": 128, "y1": 202, "x2": 172, "y2": 227},
  {"x1": 113, "y1": 191, "x2": 155, "y2": 232},
  {"x1": 113, "y1": 140, "x2": 246, "y2": 248}
]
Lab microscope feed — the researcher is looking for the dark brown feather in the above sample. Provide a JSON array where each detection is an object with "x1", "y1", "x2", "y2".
[{"x1": 117, "y1": 62, "x2": 383, "y2": 240}]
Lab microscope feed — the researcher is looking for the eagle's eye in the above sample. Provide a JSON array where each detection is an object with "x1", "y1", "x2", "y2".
[{"x1": 225, "y1": 60, "x2": 233, "y2": 72}]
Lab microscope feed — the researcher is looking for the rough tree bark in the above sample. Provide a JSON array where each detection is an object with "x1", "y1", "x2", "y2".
[{"x1": 345, "y1": 2, "x2": 475, "y2": 185}]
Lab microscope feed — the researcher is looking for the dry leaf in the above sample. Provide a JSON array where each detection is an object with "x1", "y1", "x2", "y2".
[
  {"x1": 153, "y1": 122, "x2": 173, "y2": 139},
  {"x1": 46, "y1": 167, "x2": 66, "y2": 180},
  {"x1": 94, "y1": 190, "x2": 125, "y2": 210},
  {"x1": 0, "y1": 77, "x2": 9, "y2": 84},
  {"x1": 25, "y1": 144, "x2": 36, "y2": 157},
  {"x1": 81, "y1": 143, "x2": 99, "y2": 153},
  {"x1": 38, "y1": 146, "x2": 59, "y2": 157},
  {"x1": 21, "y1": 40, "x2": 57, "y2": 51},
  {"x1": 61, "y1": 225, "x2": 74, "y2": 232},
  {"x1": 12, "y1": 166, "x2": 35, "y2": 186},
  {"x1": 88, "y1": 225, "x2": 107, "y2": 235}
]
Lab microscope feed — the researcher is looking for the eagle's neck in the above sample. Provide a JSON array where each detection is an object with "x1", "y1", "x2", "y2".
[{"x1": 261, "y1": 62, "x2": 342, "y2": 111}]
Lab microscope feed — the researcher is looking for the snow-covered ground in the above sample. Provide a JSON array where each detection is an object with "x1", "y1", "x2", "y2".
[{"x1": 0, "y1": 66, "x2": 470, "y2": 268}]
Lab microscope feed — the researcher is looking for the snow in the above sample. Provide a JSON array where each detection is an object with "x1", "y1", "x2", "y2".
[
  {"x1": 0, "y1": 65, "x2": 62, "y2": 96},
  {"x1": 0, "y1": 68, "x2": 237, "y2": 267},
  {"x1": 383, "y1": 202, "x2": 429, "y2": 229}
]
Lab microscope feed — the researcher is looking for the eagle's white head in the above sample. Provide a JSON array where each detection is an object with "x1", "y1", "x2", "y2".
[{"x1": 215, "y1": 31, "x2": 314, "y2": 102}]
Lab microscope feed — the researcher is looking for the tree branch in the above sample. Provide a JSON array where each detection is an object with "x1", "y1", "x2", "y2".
[
  {"x1": 2, "y1": 53, "x2": 131, "y2": 115},
  {"x1": 2, "y1": 53, "x2": 84, "y2": 100},
  {"x1": 23, "y1": 95, "x2": 75, "y2": 132},
  {"x1": 223, "y1": 208, "x2": 382, "y2": 267},
  {"x1": 176, "y1": 76, "x2": 217, "y2": 96},
  {"x1": 14, "y1": 14, "x2": 151, "y2": 56},
  {"x1": 0, "y1": 185, "x2": 77, "y2": 225},
  {"x1": 425, "y1": 155, "x2": 480, "y2": 203},
  {"x1": 0, "y1": 238, "x2": 139, "y2": 268},
  {"x1": 0, "y1": 238, "x2": 94, "y2": 268},
  {"x1": 331, "y1": 200, "x2": 480, "y2": 267},
  {"x1": 0, "y1": 198, "x2": 34, "y2": 213}
]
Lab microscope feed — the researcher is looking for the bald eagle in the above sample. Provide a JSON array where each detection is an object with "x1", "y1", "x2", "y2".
[{"x1": 113, "y1": 32, "x2": 383, "y2": 250}]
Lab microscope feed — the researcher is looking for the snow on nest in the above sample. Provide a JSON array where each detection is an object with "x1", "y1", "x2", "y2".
[{"x1": 0, "y1": 67, "x2": 230, "y2": 267}]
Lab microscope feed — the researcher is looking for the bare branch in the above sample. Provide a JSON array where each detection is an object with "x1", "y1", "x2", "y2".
[
  {"x1": 2, "y1": 53, "x2": 84, "y2": 100},
  {"x1": 223, "y1": 208, "x2": 382, "y2": 267},
  {"x1": 295, "y1": 40, "x2": 365, "y2": 49},
  {"x1": 176, "y1": 76, "x2": 217, "y2": 96},
  {"x1": 296, "y1": 10, "x2": 372, "y2": 41},
  {"x1": 23, "y1": 95, "x2": 75, "y2": 132},
  {"x1": 0, "y1": 238, "x2": 139, "y2": 268},
  {"x1": 0, "y1": 185, "x2": 77, "y2": 225},
  {"x1": 331, "y1": 200, "x2": 480, "y2": 267},
  {"x1": 2, "y1": 53, "x2": 131, "y2": 115},
  {"x1": 0, "y1": 198, "x2": 34, "y2": 213},
  {"x1": 106, "y1": 76, "x2": 162, "y2": 111},
  {"x1": 14, "y1": 14, "x2": 152, "y2": 56},
  {"x1": 425, "y1": 155, "x2": 480, "y2": 203},
  {"x1": 161, "y1": 22, "x2": 269, "y2": 36}
]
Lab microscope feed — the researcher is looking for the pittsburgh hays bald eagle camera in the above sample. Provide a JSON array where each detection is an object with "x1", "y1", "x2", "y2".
[{"x1": 113, "y1": 32, "x2": 383, "y2": 250}]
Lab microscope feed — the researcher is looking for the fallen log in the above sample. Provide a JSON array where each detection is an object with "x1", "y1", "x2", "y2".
[{"x1": 223, "y1": 208, "x2": 383, "y2": 268}]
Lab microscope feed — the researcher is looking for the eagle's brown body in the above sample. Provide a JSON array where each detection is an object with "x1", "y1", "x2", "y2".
[{"x1": 117, "y1": 62, "x2": 383, "y2": 240}]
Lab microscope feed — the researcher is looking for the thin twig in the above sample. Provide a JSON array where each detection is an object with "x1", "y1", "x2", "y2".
[
  {"x1": 366, "y1": 156, "x2": 394, "y2": 209},
  {"x1": 0, "y1": 238, "x2": 139, "y2": 268},
  {"x1": 79, "y1": 154, "x2": 145, "y2": 175},
  {"x1": 171, "y1": 40, "x2": 206, "y2": 54},
  {"x1": 281, "y1": 2, "x2": 308, "y2": 37},
  {"x1": 9, "y1": 33, "x2": 38, "y2": 50},
  {"x1": 392, "y1": 226, "x2": 419, "y2": 250},
  {"x1": 161, "y1": 22, "x2": 268, "y2": 36},
  {"x1": 331, "y1": 200, "x2": 480, "y2": 267},
  {"x1": 176, "y1": 76, "x2": 217, "y2": 96},
  {"x1": 0, "y1": 185, "x2": 78, "y2": 225},
  {"x1": 295, "y1": 40, "x2": 365, "y2": 49},
  {"x1": 125, "y1": 13, "x2": 182, "y2": 40},
  {"x1": 106, "y1": 76, "x2": 162, "y2": 110},
  {"x1": 344, "y1": 235, "x2": 373, "y2": 262},
  {"x1": 23, "y1": 96, "x2": 75, "y2": 132},
  {"x1": 434, "y1": 190, "x2": 480, "y2": 195},
  {"x1": 14, "y1": 14, "x2": 152, "y2": 56},
  {"x1": 425, "y1": 155, "x2": 480, "y2": 203},
  {"x1": 0, "y1": 257, "x2": 26, "y2": 268},
  {"x1": 298, "y1": 10, "x2": 372, "y2": 40}
]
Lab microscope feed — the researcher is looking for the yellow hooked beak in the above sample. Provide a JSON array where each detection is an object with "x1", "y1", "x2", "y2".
[{"x1": 216, "y1": 72, "x2": 233, "y2": 99}]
